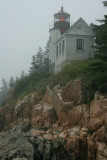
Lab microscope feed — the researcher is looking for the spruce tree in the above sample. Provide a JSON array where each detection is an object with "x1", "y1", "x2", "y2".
[
  {"x1": 9, "y1": 77, "x2": 15, "y2": 88},
  {"x1": 30, "y1": 55, "x2": 36, "y2": 74},
  {"x1": 0, "y1": 79, "x2": 8, "y2": 107},
  {"x1": 93, "y1": 1, "x2": 107, "y2": 60}
]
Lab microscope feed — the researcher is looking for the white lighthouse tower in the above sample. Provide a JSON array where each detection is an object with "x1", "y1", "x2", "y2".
[{"x1": 49, "y1": 7, "x2": 71, "y2": 71}]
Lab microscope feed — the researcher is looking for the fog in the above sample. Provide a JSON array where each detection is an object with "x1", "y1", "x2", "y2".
[{"x1": 0, "y1": 0, "x2": 106, "y2": 87}]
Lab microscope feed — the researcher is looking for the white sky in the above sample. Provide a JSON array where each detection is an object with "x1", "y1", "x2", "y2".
[{"x1": 0, "y1": 0, "x2": 106, "y2": 87}]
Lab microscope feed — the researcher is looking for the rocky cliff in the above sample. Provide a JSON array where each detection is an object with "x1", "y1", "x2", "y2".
[{"x1": 0, "y1": 79, "x2": 107, "y2": 160}]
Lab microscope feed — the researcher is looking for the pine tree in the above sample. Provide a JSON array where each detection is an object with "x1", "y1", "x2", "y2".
[
  {"x1": 103, "y1": 1, "x2": 107, "y2": 6},
  {"x1": 2, "y1": 79, "x2": 8, "y2": 95},
  {"x1": 0, "y1": 79, "x2": 8, "y2": 107},
  {"x1": 43, "y1": 42, "x2": 49, "y2": 71},
  {"x1": 29, "y1": 44, "x2": 49, "y2": 74},
  {"x1": 36, "y1": 46, "x2": 43, "y2": 71},
  {"x1": 29, "y1": 46, "x2": 43, "y2": 74},
  {"x1": 93, "y1": 1, "x2": 107, "y2": 59},
  {"x1": 15, "y1": 76, "x2": 20, "y2": 84},
  {"x1": 30, "y1": 55, "x2": 36, "y2": 74},
  {"x1": 20, "y1": 71, "x2": 25, "y2": 79},
  {"x1": 9, "y1": 77, "x2": 15, "y2": 88}
]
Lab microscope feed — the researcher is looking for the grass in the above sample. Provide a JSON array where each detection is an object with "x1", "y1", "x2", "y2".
[{"x1": 13, "y1": 59, "x2": 107, "y2": 101}]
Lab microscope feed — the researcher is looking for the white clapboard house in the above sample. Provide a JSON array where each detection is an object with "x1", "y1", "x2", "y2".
[{"x1": 49, "y1": 7, "x2": 95, "y2": 73}]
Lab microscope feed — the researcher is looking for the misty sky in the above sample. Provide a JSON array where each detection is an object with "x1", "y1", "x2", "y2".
[{"x1": 0, "y1": 0, "x2": 106, "y2": 88}]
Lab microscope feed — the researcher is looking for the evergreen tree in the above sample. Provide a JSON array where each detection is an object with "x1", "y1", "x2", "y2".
[
  {"x1": 2, "y1": 79, "x2": 8, "y2": 95},
  {"x1": 43, "y1": 43, "x2": 49, "y2": 71},
  {"x1": 0, "y1": 90, "x2": 3, "y2": 107},
  {"x1": 36, "y1": 46, "x2": 43, "y2": 71},
  {"x1": 20, "y1": 71, "x2": 25, "y2": 79},
  {"x1": 9, "y1": 76, "x2": 15, "y2": 88},
  {"x1": 30, "y1": 55, "x2": 36, "y2": 74},
  {"x1": 0, "y1": 79, "x2": 8, "y2": 107},
  {"x1": 103, "y1": 1, "x2": 107, "y2": 6},
  {"x1": 29, "y1": 44, "x2": 49, "y2": 74},
  {"x1": 93, "y1": 1, "x2": 107, "y2": 59},
  {"x1": 29, "y1": 47, "x2": 43, "y2": 74},
  {"x1": 15, "y1": 76, "x2": 20, "y2": 84}
]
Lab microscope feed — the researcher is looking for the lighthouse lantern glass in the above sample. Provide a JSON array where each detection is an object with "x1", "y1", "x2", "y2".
[{"x1": 61, "y1": 17, "x2": 64, "y2": 21}]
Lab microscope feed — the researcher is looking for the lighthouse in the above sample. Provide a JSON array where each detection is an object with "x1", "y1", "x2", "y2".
[
  {"x1": 49, "y1": 7, "x2": 71, "y2": 71},
  {"x1": 49, "y1": 6, "x2": 95, "y2": 74},
  {"x1": 54, "y1": 6, "x2": 70, "y2": 35}
]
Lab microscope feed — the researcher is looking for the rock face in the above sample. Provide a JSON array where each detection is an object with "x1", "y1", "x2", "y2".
[
  {"x1": 61, "y1": 79, "x2": 90, "y2": 104},
  {"x1": 0, "y1": 122, "x2": 70, "y2": 160},
  {"x1": 0, "y1": 122, "x2": 34, "y2": 160},
  {"x1": 0, "y1": 79, "x2": 107, "y2": 160},
  {"x1": 88, "y1": 92, "x2": 107, "y2": 160},
  {"x1": 45, "y1": 80, "x2": 90, "y2": 128}
]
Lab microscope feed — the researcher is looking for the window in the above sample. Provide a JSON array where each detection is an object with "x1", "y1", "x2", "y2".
[
  {"x1": 59, "y1": 43, "x2": 61, "y2": 55},
  {"x1": 56, "y1": 46, "x2": 58, "y2": 58},
  {"x1": 62, "y1": 40, "x2": 65, "y2": 53},
  {"x1": 76, "y1": 39, "x2": 84, "y2": 52}
]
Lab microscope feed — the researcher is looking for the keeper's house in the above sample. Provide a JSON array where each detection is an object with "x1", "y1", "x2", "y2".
[{"x1": 49, "y1": 7, "x2": 95, "y2": 73}]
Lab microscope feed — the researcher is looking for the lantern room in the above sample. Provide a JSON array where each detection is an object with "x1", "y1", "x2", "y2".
[{"x1": 54, "y1": 7, "x2": 70, "y2": 35}]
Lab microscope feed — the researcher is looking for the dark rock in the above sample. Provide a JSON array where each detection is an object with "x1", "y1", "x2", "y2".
[
  {"x1": 33, "y1": 137, "x2": 71, "y2": 160},
  {"x1": 0, "y1": 123, "x2": 34, "y2": 160}
]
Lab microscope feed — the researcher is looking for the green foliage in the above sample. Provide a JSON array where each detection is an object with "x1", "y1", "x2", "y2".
[
  {"x1": 50, "y1": 60, "x2": 107, "y2": 96},
  {"x1": 13, "y1": 59, "x2": 107, "y2": 101},
  {"x1": 83, "y1": 60, "x2": 107, "y2": 93},
  {"x1": 14, "y1": 71, "x2": 51, "y2": 98},
  {"x1": 9, "y1": 76, "x2": 15, "y2": 88},
  {"x1": 92, "y1": 1, "x2": 107, "y2": 60},
  {"x1": 103, "y1": 1, "x2": 107, "y2": 6},
  {"x1": 29, "y1": 46, "x2": 49, "y2": 74},
  {"x1": 0, "y1": 79, "x2": 8, "y2": 107}
]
